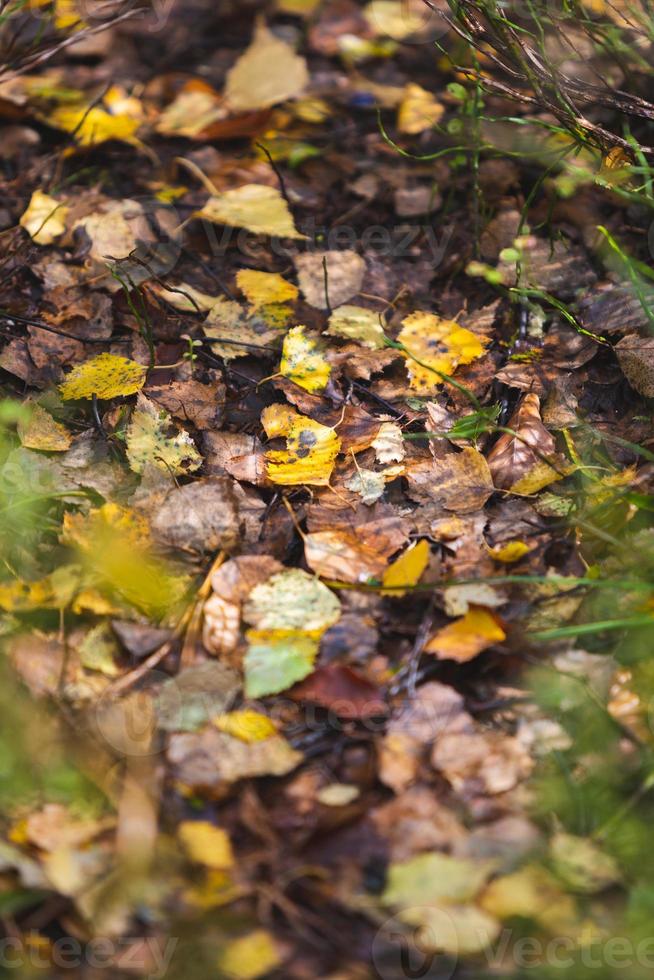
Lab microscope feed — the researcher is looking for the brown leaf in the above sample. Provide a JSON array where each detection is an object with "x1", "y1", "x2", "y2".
[
  {"x1": 290, "y1": 665, "x2": 386, "y2": 719},
  {"x1": 150, "y1": 477, "x2": 241, "y2": 554},
  {"x1": 486, "y1": 393, "x2": 557, "y2": 490},
  {"x1": 147, "y1": 379, "x2": 226, "y2": 430},
  {"x1": 304, "y1": 529, "x2": 387, "y2": 583},
  {"x1": 405, "y1": 447, "x2": 494, "y2": 512}
]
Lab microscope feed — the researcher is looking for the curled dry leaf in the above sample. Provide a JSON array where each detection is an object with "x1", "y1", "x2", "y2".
[
  {"x1": 372, "y1": 421, "x2": 406, "y2": 464},
  {"x1": 486, "y1": 393, "x2": 566, "y2": 492}
]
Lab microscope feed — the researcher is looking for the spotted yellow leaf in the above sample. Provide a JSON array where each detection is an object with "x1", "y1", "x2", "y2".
[
  {"x1": 126, "y1": 394, "x2": 201, "y2": 476},
  {"x1": 424, "y1": 605, "x2": 506, "y2": 662},
  {"x1": 19, "y1": 191, "x2": 68, "y2": 245},
  {"x1": 280, "y1": 325, "x2": 330, "y2": 393},
  {"x1": 214, "y1": 710, "x2": 278, "y2": 743},
  {"x1": 216, "y1": 929, "x2": 282, "y2": 980},
  {"x1": 397, "y1": 312, "x2": 486, "y2": 394},
  {"x1": 197, "y1": 184, "x2": 306, "y2": 239},
  {"x1": 261, "y1": 404, "x2": 340, "y2": 485},
  {"x1": 236, "y1": 269, "x2": 298, "y2": 309},
  {"x1": 178, "y1": 820, "x2": 234, "y2": 870},
  {"x1": 59, "y1": 353, "x2": 146, "y2": 401},
  {"x1": 17, "y1": 403, "x2": 72, "y2": 451},
  {"x1": 398, "y1": 83, "x2": 445, "y2": 135},
  {"x1": 488, "y1": 540, "x2": 531, "y2": 563},
  {"x1": 382, "y1": 539, "x2": 430, "y2": 597}
]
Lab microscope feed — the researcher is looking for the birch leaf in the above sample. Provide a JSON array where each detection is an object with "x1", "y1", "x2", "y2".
[
  {"x1": 398, "y1": 312, "x2": 486, "y2": 394},
  {"x1": 261, "y1": 404, "x2": 341, "y2": 486},
  {"x1": 59, "y1": 353, "x2": 146, "y2": 401},
  {"x1": 326, "y1": 305, "x2": 386, "y2": 349},
  {"x1": 19, "y1": 191, "x2": 68, "y2": 245},
  {"x1": 280, "y1": 325, "x2": 331, "y2": 393},
  {"x1": 398, "y1": 83, "x2": 445, "y2": 135},
  {"x1": 197, "y1": 184, "x2": 306, "y2": 239},
  {"x1": 225, "y1": 22, "x2": 309, "y2": 111},
  {"x1": 236, "y1": 269, "x2": 298, "y2": 308},
  {"x1": 17, "y1": 403, "x2": 72, "y2": 452},
  {"x1": 126, "y1": 394, "x2": 201, "y2": 476},
  {"x1": 382, "y1": 539, "x2": 430, "y2": 596}
]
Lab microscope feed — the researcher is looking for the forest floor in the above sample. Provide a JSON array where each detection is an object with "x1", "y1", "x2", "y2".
[{"x1": 2, "y1": 1, "x2": 654, "y2": 979}]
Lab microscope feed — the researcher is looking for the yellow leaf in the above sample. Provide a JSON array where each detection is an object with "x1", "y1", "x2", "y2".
[
  {"x1": 510, "y1": 460, "x2": 568, "y2": 495},
  {"x1": 216, "y1": 930, "x2": 282, "y2": 980},
  {"x1": 488, "y1": 540, "x2": 531, "y2": 563},
  {"x1": 382, "y1": 539, "x2": 430, "y2": 596},
  {"x1": 17, "y1": 403, "x2": 72, "y2": 451},
  {"x1": 126, "y1": 394, "x2": 201, "y2": 476},
  {"x1": 47, "y1": 104, "x2": 141, "y2": 147},
  {"x1": 54, "y1": 0, "x2": 85, "y2": 30},
  {"x1": 155, "y1": 88, "x2": 226, "y2": 139},
  {"x1": 225, "y1": 21, "x2": 309, "y2": 111},
  {"x1": 397, "y1": 312, "x2": 486, "y2": 394},
  {"x1": 326, "y1": 304, "x2": 386, "y2": 349},
  {"x1": 0, "y1": 566, "x2": 79, "y2": 612},
  {"x1": 214, "y1": 710, "x2": 278, "y2": 743},
  {"x1": 261, "y1": 404, "x2": 341, "y2": 485},
  {"x1": 424, "y1": 606, "x2": 506, "y2": 662},
  {"x1": 398, "y1": 83, "x2": 445, "y2": 135},
  {"x1": 19, "y1": 191, "x2": 68, "y2": 245},
  {"x1": 59, "y1": 353, "x2": 146, "y2": 401},
  {"x1": 197, "y1": 184, "x2": 306, "y2": 239},
  {"x1": 280, "y1": 325, "x2": 331, "y2": 393},
  {"x1": 178, "y1": 821, "x2": 234, "y2": 870},
  {"x1": 236, "y1": 270, "x2": 298, "y2": 309},
  {"x1": 364, "y1": 0, "x2": 428, "y2": 38}
]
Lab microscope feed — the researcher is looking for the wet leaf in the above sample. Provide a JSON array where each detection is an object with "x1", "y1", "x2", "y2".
[
  {"x1": 290, "y1": 665, "x2": 386, "y2": 718},
  {"x1": 59, "y1": 353, "x2": 146, "y2": 401},
  {"x1": 487, "y1": 393, "x2": 563, "y2": 492}
]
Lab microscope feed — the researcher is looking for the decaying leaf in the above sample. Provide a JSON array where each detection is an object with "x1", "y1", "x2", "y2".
[
  {"x1": 304, "y1": 528, "x2": 388, "y2": 582},
  {"x1": 290, "y1": 664, "x2": 386, "y2": 718},
  {"x1": 261, "y1": 404, "x2": 341, "y2": 485},
  {"x1": 17, "y1": 403, "x2": 72, "y2": 451},
  {"x1": 372, "y1": 421, "x2": 406, "y2": 463},
  {"x1": 398, "y1": 312, "x2": 486, "y2": 394},
  {"x1": 19, "y1": 190, "x2": 68, "y2": 245},
  {"x1": 225, "y1": 21, "x2": 309, "y2": 111},
  {"x1": 326, "y1": 305, "x2": 386, "y2": 348},
  {"x1": 294, "y1": 250, "x2": 366, "y2": 309},
  {"x1": 405, "y1": 447, "x2": 494, "y2": 511},
  {"x1": 243, "y1": 568, "x2": 341, "y2": 633},
  {"x1": 168, "y1": 727, "x2": 301, "y2": 790},
  {"x1": 197, "y1": 184, "x2": 306, "y2": 239},
  {"x1": 126, "y1": 394, "x2": 202, "y2": 476},
  {"x1": 59, "y1": 353, "x2": 146, "y2": 401},
  {"x1": 280, "y1": 325, "x2": 331, "y2": 393},
  {"x1": 487, "y1": 393, "x2": 565, "y2": 492},
  {"x1": 424, "y1": 606, "x2": 506, "y2": 662}
]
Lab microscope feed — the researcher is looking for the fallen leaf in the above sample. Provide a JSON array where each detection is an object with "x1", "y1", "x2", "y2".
[
  {"x1": 261, "y1": 404, "x2": 341, "y2": 486},
  {"x1": 216, "y1": 929, "x2": 282, "y2": 980},
  {"x1": 294, "y1": 250, "x2": 366, "y2": 309},
  {"x1": 317, "y1": 783, "x2": 360, "y2": 806},
  {"x1": 304, "y1": 529, "x2": 387, "y2": 582},
  {"x1": 550, "y1": 832, "x2": 620, "y2": 894},
  {"x1": 150, "y1": 478, "x2": 241, "y2": 554},
  {"x1": 203, "y1": 556, "x2": 283, "y2": 656},
  {"x1": 168, "y1": 727, "x2": 301, "y2": 790},
  {"x1": 225, "y1": 21, "x2": 309, "y2": 111},
  {"x1": 615, "y1": 334, "x2": 654, "y2": 397},
  {"x1": 382, "y1": 851, "x2": 496, "y2": 908},
  {"x1": 243, "y1": 568, "x2": 341, "y2": 633},
  {"x1": 197, "y1": 184, "x2": 306, "y2": 239},
  {"x1": 372, "y1": 421, "x2": 406, "y2": 463},
  {"x1": 178, "y1": 821, "x2": 234, "y2": 870},
  {"x1": 156, "y1": 662, "x2": 240, "y2": 732},
  {"x1": 398, "y1": 83, "x2": 445, "y2": 134},
  {"x1": 487, "y1": 539, "x2": 532, "y2": 562},
  {"x1": 280, "y1": 325, "x2": 331, "y2": 393},
  {"x1": 19, "y1": 190, "x2": 68, "y2": 244},
  {"x1": 126, "y1": 394, "x2": 201, "y2": 476},
  {"x1": 236, "y1": 269, "x2": 299, "y2": 308},
  {"x1": 326, "y1": 305, "x2": 386, "y2": 348},
  {"x1": 480, "y1": 866, "x2": 578, "y2": 935},
  {"x1": 398, "y1": 904, "x2": 500, "y2": 957},
  {"x1": 405, "y1": 447, "x2": 494, "y2": 511},
  {"x1": 147, "y1": 379, "x2": 225, "y2": 430},
  {"x1": 424, "y1": 606, "x2": 506, "y2": 662},
  {"x1": 364, "y1": 0, "x2": 429, "y2": 39},
  {"x1": 214, "y1": 710, "x2": 278, "y2": 743},
  {"x1": 344, "y1": 466, "x2": 387, "y2": 504},
  {"x1": 487, "y1": 393, "x2": 564, "y2": 492},
  {"x1": 47, "y1": 103, "x2": 141, "y2": 147},
  {"x1": 290, "y1": 665, "x2": 386, "y2": 718},
  {"x1": 17, "y1": 403, "x2": 72, "y2": 451},
  {"x1": 155, "y1": 83, "x2": 227, "y2": 138},
  {"x1": 244, "y1": 628, "x2": 319, "y2": 697},
  {"x1": 59, "y1": 353, "x2": 146, "y2": 401},
  {"x1": 204, "y1": 297, "x2": 287, "y2": 360},
  {"x1": 382, "y1": 539, "x2": 430, "y2": 596},
  {"x1": 398, "y1": 312, "x2": 487, "y2": 394}
]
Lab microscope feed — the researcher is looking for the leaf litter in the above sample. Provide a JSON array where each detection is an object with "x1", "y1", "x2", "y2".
[{"x1": 1, "y1": 2, "x2": 654, "y2": 978}]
